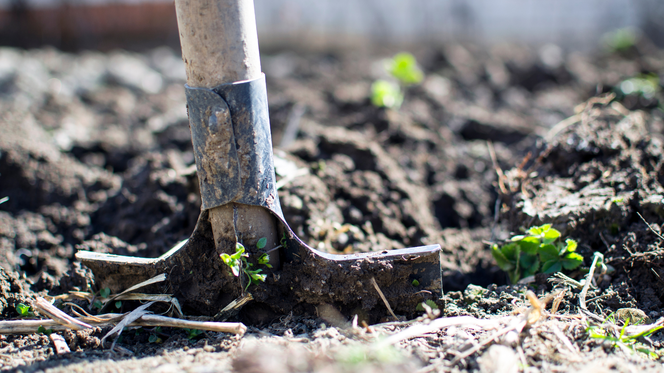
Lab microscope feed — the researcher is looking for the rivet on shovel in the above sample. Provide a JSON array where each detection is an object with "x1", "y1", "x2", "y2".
[{"x1": 76, "y1": 0, "x2": 442, "y2": 322}]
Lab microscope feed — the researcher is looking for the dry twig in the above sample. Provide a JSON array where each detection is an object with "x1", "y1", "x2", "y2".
[{"x1": 370, "y1": 277, "x2": 398, "y2": 321}]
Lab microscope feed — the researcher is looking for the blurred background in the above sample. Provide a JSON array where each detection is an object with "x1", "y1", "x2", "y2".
[{"x1": 0, "y1": 0, "x2": 663, "y2": 51}]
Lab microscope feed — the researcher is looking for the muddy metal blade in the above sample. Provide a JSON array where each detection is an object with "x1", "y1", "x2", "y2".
[
  {"x1": 76, "y1": 75, "x2": 442, "y2": 321},
  {"x1": 77, "y1": 210, "x2": 441, "y2": 320}
]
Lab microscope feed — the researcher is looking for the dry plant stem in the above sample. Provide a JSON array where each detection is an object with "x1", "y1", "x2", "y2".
[
  {"x1": 136, "y1": 315, "x2": 247, "y2": 335},
  {"x1": 370, "y1": 277, "x2": 398, "y2": 321},
  {"x1": 579, "y1": 252, "x2": 603, "y2": 311},
  {"x1": 32, "y1": 297, "x2": 92, "y2": 330},
  {"x1": 0, "y1": 314, "x2": 247, "y2": 335},
  {"x1": 637, "y1": 212, "x2": 664, "y2": 241}
]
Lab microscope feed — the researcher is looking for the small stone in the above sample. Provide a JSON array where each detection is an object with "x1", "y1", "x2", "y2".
[
  {"x1": 616, "y1": 308, "x2": 651, "y2": 325},
  {"x1": 478, "y1": 345, "x2": 518, "y2": 373}
]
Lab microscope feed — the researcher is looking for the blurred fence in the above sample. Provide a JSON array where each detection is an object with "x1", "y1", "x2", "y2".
[{"x1": 0, "y1": 0, "x2": 662, "y2": 50}]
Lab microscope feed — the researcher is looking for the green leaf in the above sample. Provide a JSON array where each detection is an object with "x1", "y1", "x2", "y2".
[
  {"x1": 93, "y1": 300, "x2": 103, "y2": 310},
  {"x1": 527, "y1": 224, "x2": 551, "y2": 236},
  {"x1": 564, "y1": 239, "x2": 578, "y2": 253},
  {"x1": 228, "y1": 261, "x2": 240, "y2": 277},
  {"x1": 387, "y1": 53, "x2": 424, "y2": 85},
  {"x1": 510, "y1": 235, "x2": 526, "y2": 242},
  {"x1": 231, "y1": 244, "x2": 245, "y2": 260},
  {"x1": 519, "y1": 253, "x2": 539, "y2": 272},
  {"x1": 256, "y1": 237, "x2": 267, "y2": 249},
  {"x1": 491, "y1": 245, "x2": 515, "y2": 271},
  {"x1": 371, "y1": 80, "x2": 403, "y2": 109},
  {"x1": 37, "y1": 325, "x2": 53, "y2": 335},
  {"x1": 542, "y1": 260, "x2": 562, "y2": 274},
  {"x1": 220, "y1": 253, "x2": 231, "y2": 265},
  {"x1": 561, "y1": 252, "x2": 584, "y2": 270},
  {"x1": 522, "y1": 257, "x2": 540, "y2": 278},
  {"x1": 518, "y1": 236, "x2": 541, "y2": 255},
  {"x1": 500, "y1": 242, "x2": 519, "y2": 261},
  {"x1": 250, "y1": 273, "x2": 267, "y2": 284},
  {"x1": 16, "y1": 303, "x2": 30, "y2": 316},
  {"x1": 99, "y1": 287, "x2": 111, "y2": 298},
  {"x1": 542, "y1": 228, "x2": 561, "y2": 244},
  {"x1": 411, "y1": 279, "x2": 420, "y2": 286},
  {"x1": 257, "y1": 253, "x2": 270, "y2": 265},
  {"x1": 539, "y1": 244, "x2": 560, "y2": 262},
  {"x1": 115, "y1": 301, "x2": 122, "y2": 309},
  {"x1": 148, "y1": 334, "x2": 158, "y2": 343}
]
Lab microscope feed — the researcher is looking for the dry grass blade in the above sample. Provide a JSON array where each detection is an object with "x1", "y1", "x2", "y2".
[
  {"x1": 380, "y1": 316, "x2": 500, "y2": 347},
  {"x1": 637, "y1": 212, "x2": 664, "y2": 241},
  {"x1": 214, "y1": 292, "x2": 253, "y2": 321},
  {"x1": 106, "y1": 273, "x2": 167, "y2": 304},
  {"x1": 32, "y1": 297, "x2": 92, "y2": 330},
  {"x1": 114, "y1": 293, "x2": 183, "y2": 317},
  {"x1": 134, "y1": 315, "x2": 247, "y2": 335},
  {"x1": 101, "y1": 301, "x2": 154, "y2": 350},
  {"x1": 579, "y1": 252, "x2": 603, "y2": 312},
  {"x1": 370, "y1": 277, "x2": 398, "y2": 321}
]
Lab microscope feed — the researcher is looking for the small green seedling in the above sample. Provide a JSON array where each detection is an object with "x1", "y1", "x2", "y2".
[
  {"x1": 602, "y1": 28, "x2": 638, "y2": 53},
  {"x1": 386, "y1": 52, "x2": 424, "y2": 86},
  {"x1": 587, "y1": 315, "x2": 662, "y2": 359},
  {"x1": 16, "y1": 303, "x2": 34, "y2": 317},
  {"x1": 37, "y1": 325, "x2": 53, "y2": 335},
  {"x1": 618, "y1": 73, "x2": 660, "y2": 100},
  {"x1": 371, "y1": 80, "x2": 403, "y2": 109},
  {"x1": 148, "y1": 326, "x2": 163, "y2": 343},
  {"x1": 115, "y1": 301, "x2": 122, "y2": 309},
  {"x1": 411, "y1": 279, "x2": 420, "y2": 287},
  {"x1": 185, "y1": 328, "x2": 204, "y2": 340},
  {"x1": 371, "y1": 52, "x2": 423, "y2": 109},
  {"x1": 492, "y1": 224, "x2": 584, "y2": 284},
  {"x1": 220, "y1": 241, "x2": 270, "y2": 291},
  {"x1": 99, "y1": 287, "x2": 111, "y2": 298},
  {"x1": 416, "y1": 299, "x2": 439, "y2": 312}
]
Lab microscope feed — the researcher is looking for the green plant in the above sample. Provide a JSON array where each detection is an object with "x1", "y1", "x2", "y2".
[
  {"x1": 371, "y1": 80, "x2": 403, "y2": 109},
  {"x1": 618, "y1": 73, "x2": 660, "y2": 99},
  {"x1": 92, "y1": 287, "x2": 112, "y2": 310},
  {"x1": 416, "y1": 299, "x2": 438, "y2": 312},
  {"x1": 148, "y1": 326, "x2": 163, "y2": 343},
  {"x1": 587, "y1": 315, "x2": 662, "y2": 359},
  {"x1": 491, "y1": 224, "x2": 584, "y2": 283},
  {"x1": 15, "y1": 303, "x2": 34, "y2": 317},
  {"x1": 371, "y1": 52, "x2": 423, "y2": 109},
  {"x1": 37, "y1": 325, "x2": 53, "y2": 335},
  {"x1": 387, "y1": 53, "x2": 424, "y2": 85},
  {"x1": 603, "y1": 28, "x2": 638, "y2": 53},
  {"x1": 220, "y1": 241, "x2": 270, "y2": 291},
  {"x1": 185, "y1": 328, "x2": 203, "y2": 340}
]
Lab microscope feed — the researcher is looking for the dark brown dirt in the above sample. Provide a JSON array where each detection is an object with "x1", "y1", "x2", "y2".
[{"x1": 2, "y1": 39, "x2": 664, "y2": 371}]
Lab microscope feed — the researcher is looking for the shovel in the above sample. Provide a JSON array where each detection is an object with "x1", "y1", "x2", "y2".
[{"x1": 76, "y1": 0, "x2": 442, "y2": 322}]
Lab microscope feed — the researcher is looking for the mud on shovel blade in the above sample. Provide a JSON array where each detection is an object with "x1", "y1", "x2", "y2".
[{"x1": 75, "y1": 0, "x2": 442, "y2": 320}]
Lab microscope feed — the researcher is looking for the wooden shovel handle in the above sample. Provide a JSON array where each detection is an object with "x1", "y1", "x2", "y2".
[
  {"x1": 174, "y1": 0, "x2": 279, "y2": 262},
  {"x1": 175, "y1": 0, "x2": 261, "y2": 87}
]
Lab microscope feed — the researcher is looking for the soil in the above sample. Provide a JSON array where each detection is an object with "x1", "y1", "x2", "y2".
[{"x1": 2, "y1": 39, "x2": 664, "y2": 372}]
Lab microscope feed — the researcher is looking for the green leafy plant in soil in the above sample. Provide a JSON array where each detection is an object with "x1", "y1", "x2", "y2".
[
  {"x1": 15, "y1": 303, "x2": 34, "y2": 317},
  {"x1": 371, "y1": 52, "x2": 423, "y2": 109},
  {"x1": 492, "y1": 224, "x2": 584, "y2": 284},
  {"x1": 587, "y1": 314, "x2": 663, "y2": 359},
  {"x1": 220, "y1": 240, "x2": 272, "y2": 291}
]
